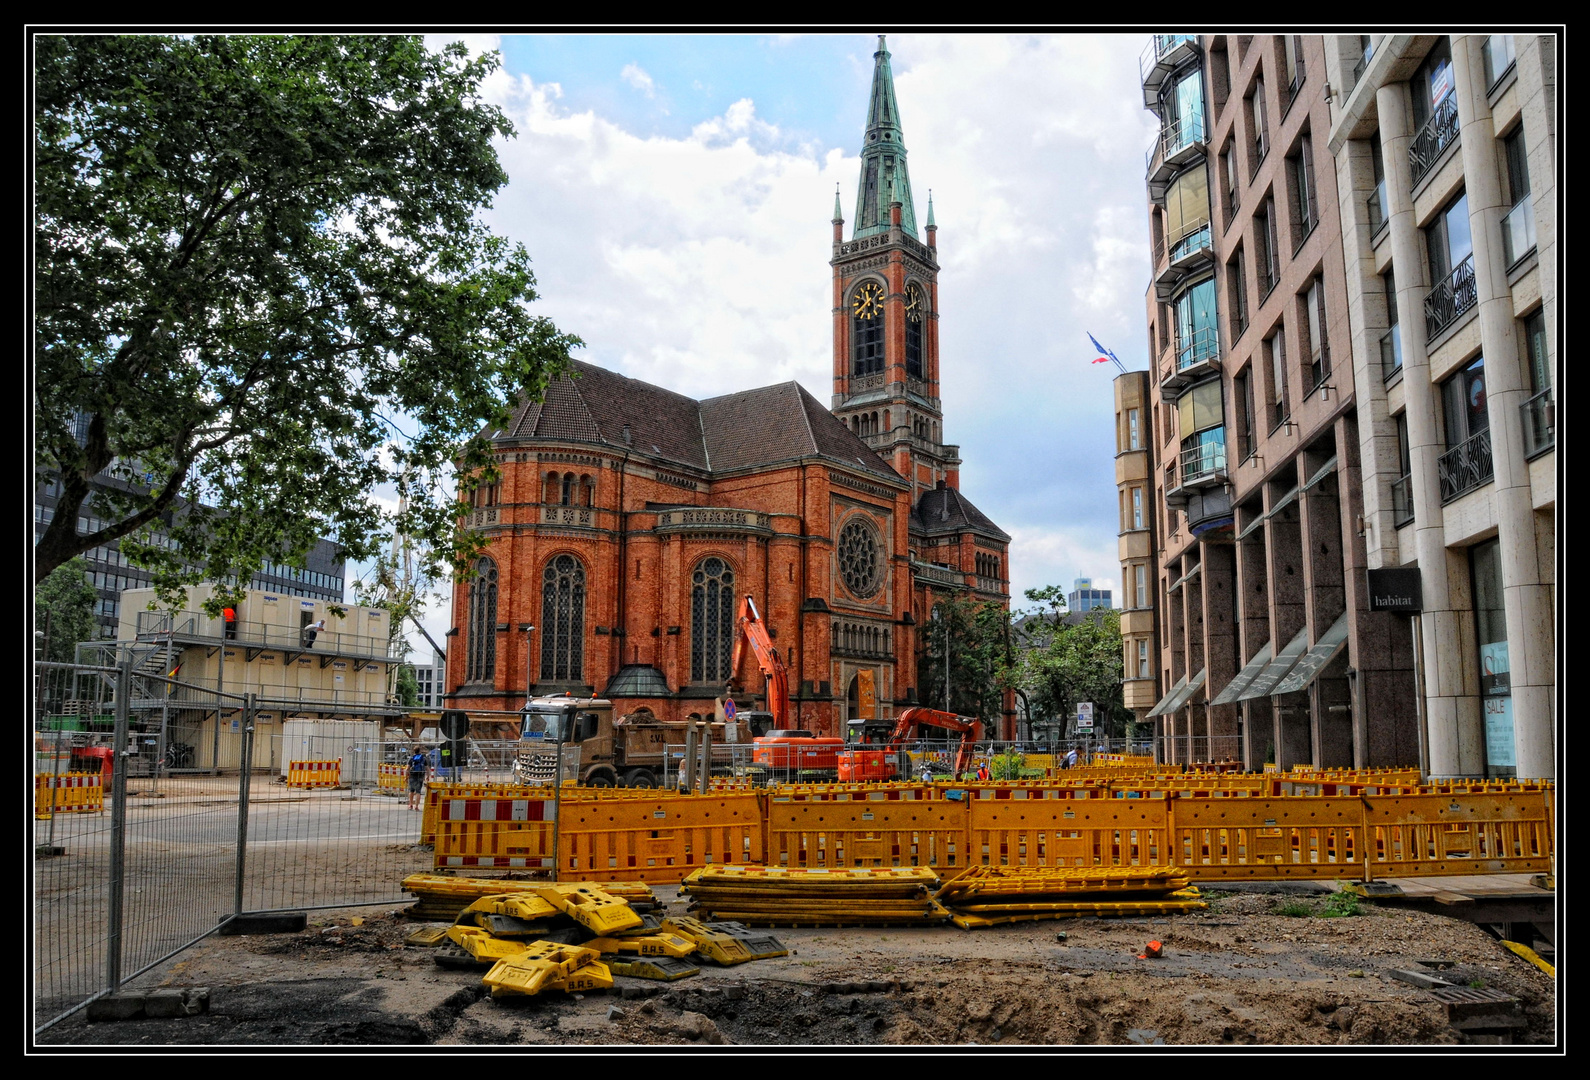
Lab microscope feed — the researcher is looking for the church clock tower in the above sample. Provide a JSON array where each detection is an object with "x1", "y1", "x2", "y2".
[{"x1": 831, "y1": 35, "x2": 960, "y2": 504}]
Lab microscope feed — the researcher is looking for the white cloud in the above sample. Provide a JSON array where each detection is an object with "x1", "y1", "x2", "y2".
[{"x1": 620, "y1": 62, "x2": 656, "y2": 98}]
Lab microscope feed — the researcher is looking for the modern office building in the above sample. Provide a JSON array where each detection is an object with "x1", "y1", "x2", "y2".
[
  {"x1": 1068, "y1": 578, "x2": 1114, "y2": 613},
  {"x1": 1114, "y1": 370, "x2": 1161, "y2": 724},
  {"x1": 411, "y1": 650, "x2": 447, "y2": 709},
  {"x1": 1134, "y1": 34, "x2": 1555, "y2": 777}
]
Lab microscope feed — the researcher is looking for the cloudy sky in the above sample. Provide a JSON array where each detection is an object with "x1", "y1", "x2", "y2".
[{"x1": 407, "y1": 32, "x2": 1161, "y2": 652}]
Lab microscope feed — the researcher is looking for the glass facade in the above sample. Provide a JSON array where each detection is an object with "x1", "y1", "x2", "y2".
[{"x1": 1469, "y1": 539, "x2": 1514, "y2": 776}]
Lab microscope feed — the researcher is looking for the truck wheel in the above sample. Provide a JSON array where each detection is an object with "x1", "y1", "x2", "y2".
[
  {"x1": 624, "y1": 769, "x2": 658, "y2": 789},
  {"x1": 585, "y1": 769, "x2": 617, "y2": 788}
]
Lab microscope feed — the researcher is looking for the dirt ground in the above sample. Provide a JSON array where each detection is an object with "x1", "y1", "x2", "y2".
[{"x1": 36, "y1": 880, "x2": 1557, "y2": 1049}]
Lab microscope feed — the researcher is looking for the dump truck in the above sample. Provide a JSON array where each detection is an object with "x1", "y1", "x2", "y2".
[{"x1": 511, "y1": 696, "x2": 755, "y2": 788}]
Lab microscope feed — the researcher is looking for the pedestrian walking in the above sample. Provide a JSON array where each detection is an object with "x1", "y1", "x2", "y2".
[
  {"x1": 1063, "y1": 747, "x2": 1078, "y2": 769},
  {"x1": 406, "y1": 746, "x2": 429, "y2": 810},
  {"x1": 303, "y1": 618, "x2": 325, "y2": 648}
]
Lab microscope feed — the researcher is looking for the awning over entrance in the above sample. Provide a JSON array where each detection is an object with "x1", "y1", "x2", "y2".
[
  {"x1": 1273, "y1": 612, "x2": 1352, "y2": 696},
  {"x1": 1236, "y1": 625, "x2": 1311, "y2": 700},
  {"x1": 1163, "y1": 668, "x2": 1206, "y2": 715},
  {"x1": 1210, "y1": 640, "x2": 1274, "y2": 706},
  {"x1": 1145, "y1": 674, "x2": 1188, "y2": 718}
]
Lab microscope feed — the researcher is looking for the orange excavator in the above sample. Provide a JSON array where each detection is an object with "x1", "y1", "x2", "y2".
[
  {"x1": 728, "y1": 593, "x2": 793, "y2": 731},
  {"x1": 837, "y1": 706, "x2": 984, "y2": 782}
]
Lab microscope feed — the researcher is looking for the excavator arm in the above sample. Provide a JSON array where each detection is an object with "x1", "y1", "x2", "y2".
[
  {"x1": 729, "y1": 595, "x2": 791, "y2": 732},
  {"x1": 888, "y1": 706, "x2": 985, "y2": 778}
]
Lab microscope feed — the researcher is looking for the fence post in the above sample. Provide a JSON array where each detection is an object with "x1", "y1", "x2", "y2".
[
  {"x1": 106, "y1": 661, "x2": 131, "y2": 991},
  {"x1": 233, "y1": 693, "x2": 256, "y2": 920}
]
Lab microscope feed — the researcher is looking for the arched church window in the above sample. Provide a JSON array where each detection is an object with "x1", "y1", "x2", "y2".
[
  {"x1": 691, "y1": 557, "x2": 735, "y2": 684},
  {"x1": 543, "y1": 473, "x2": 559, "y2": 504},
  {"x1": 851, "y1": 280, "x2": 885, "y2": 377},
  {"x1": 905, "y1": 283, "x2": 925, "y2": 379},
  {"x1": 466, "y1": 556, "x2": 498, "y2": 683},
  {"x1": 540, "y1": 554, "x2": 585, "y2": 681}
]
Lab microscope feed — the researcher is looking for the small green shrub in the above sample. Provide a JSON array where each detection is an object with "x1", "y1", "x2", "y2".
[
  {"x1": 1321, "y1": 889, "x2": 1366, "y2": 918},
  {"x1": 1468, "y1": 978, "x2": 1486, "y2": 990},
  {"x1": 1274, "y1": 900, "x2": 1315, "y2": 917}
]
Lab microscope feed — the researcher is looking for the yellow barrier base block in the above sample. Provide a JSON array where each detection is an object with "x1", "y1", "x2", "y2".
[
  {"x1": 661, "y1": 917, "x2": 789, "y2": 964},
  {"x1": 1500, "y1": 939, "x2": 1555, "y2": 978},
  {"x1": 445, "y1": 926, "x2": 536, "y2": 965},
  {"x1": 483, "y1": 943, "x2": 602, "y2": 998},
  {"x1": 535, "y1": 884, "x2": 644, "y2": 937},
  {"x1": 608, "y1": 956, "x2": 701, "y2": 981},
  {"x1": 585, "y1": 933, "x2": 698, "y2": 959},
  {"x1": 404, "y1": 926, "x2": 451, "y2": 947}
]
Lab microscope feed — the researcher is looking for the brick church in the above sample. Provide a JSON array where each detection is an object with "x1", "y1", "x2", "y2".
[{"x1": 443, "y1": 37, "x2": 1012, "y2": 737}]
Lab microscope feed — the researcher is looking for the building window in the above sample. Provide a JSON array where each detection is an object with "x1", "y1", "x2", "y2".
[
  {"x1": 837, "y1": 518, "x2": 881, "y2": 598},
  {"x1": 1235, "y1": 365, "x2": 1256, "y2": 461},
  {"x1": 1469, "y1": 538, "x2": 1514, "y2": 777},
  {"x1": 1501, "y1": 127, "x2": 1536, "y2": 267},
  {"x1": 1247, "y1": 78, "x2": 1268, "y2": 175},
  {"x1": 1391, "y1": 412, "x2": 1414, "y2": 527},
  {"x1": 1132, "y1": 487, "x2": 1144, "y2": 530},
  {"x1": 1288, "y1": 132, "x2": 1317, "y2": 248},
  {"x1": 1177, "y1": 378, "x2": 1226, "y2": 483},
  {"x1": 1424, "y1": 191, "x2": 1476, "y2": 338},
  {"x1": 1138, "y1": 638, "x2": 1151, "y2": 678},
  {"x1": 466, "y1": 556, "x2": 497, "y2": 683},
  {"x1": 690, "y1": 557, "x2": 735, "y2": 684},
  {"x1": 540, "y1": 554, "x2": 586, "y2": 682},
  {"x1": 1521, "y1": 309, "x2": 1553, "y2": 456},
  {"x1": 851, "y1": 280, "x2": 886, "y2": 377},
  {"x1": 1174, "y1": 277, "x2": 1219, "y2": 371},
  {"x1": 1136, "y1": 563, "x2": 1148, "y2": 609},
  {"x1": 1410, "y1": 40, "x2": 1458, "y2": 184},
  {"x1": 1482, "y1": 35, "x2": 1516, "y2": 90},
  {"x1": 1226, "y1": 246, "x2": 1248, "y2": 338},
  {"x1": 1381, "y1": 269, "x2": 1402, "y2": 380},
  {"x1": 1368, "y1": 133, "x2": 1388, "y2": 236},
  {"x1": 1266, "y1": 325, "x2": 1290, "y2": 431},
  {"x1": 1127, "y1": 408, "x2": 1141, "y2": 450},
  {"x1": 1220, "y1": 139, "x2": 1239, "y2": 228},
  {"x1": 1256, "y1": 194, "x2": 1278, "y2": 297},
  {"x1": 1283, "y1": 35, "x2": 1306, "y2": 100},
  {"x1": 1302, "y1": 278, "x2": 1329, "y2": 390},
  {"x1": 904, "y1": 282, "x2": 925, "y2": 378},
  {"x1": 1438, "y1": 357, "x2": 1493, "y2": 502}
]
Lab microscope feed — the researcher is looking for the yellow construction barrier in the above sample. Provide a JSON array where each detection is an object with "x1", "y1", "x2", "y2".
[
  {"x1": 433, "y1": 792, "x2": 559, "y2": 870},
  {"x1": 34, "y1": 772, "x2": 105, "y2": 817},
  {"x1": 558, "y1": 792, "x2": 764, "y2": 883},
  {"x1": 377, "y1": 764, "x2": 407, "y2": 794},
  {"x1": 1093, "y1": 754, "x2": 1157, "y2": 766},
  {"x1": 766, "y1": 794, "x2": 968, "y2": 871},
  {"x1": 1361, "y1": 791, "x2": 1553, "y2": 878},
  {"x1": 286, "y1": 760, "x2": 341, "y2": 789},
  {"x1": 1169, "y1": 796, "x2": 1365, "y2": 880},
  {"x1": 966, "y1": 792, "x2": 1174, "y2": 870}
]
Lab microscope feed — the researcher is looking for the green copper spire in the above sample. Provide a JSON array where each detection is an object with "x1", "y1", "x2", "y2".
[
  {"x1": 833, "y1": 183, "x2": 844, "y2": 223},
  {"x1": 852, "y1": 34, "x2": 919, "y2": 240},
  {"x1": 925, "y1": 189, "x2": 935, "y2": 229}
]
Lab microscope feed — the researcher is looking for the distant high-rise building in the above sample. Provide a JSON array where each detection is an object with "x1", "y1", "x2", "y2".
[{"x1": 1068, "y1": 578, "x2": 1113, "y2": 613}]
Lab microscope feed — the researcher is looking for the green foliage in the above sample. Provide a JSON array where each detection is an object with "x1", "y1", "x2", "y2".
[
  {"x1": 1011, "y1": 587, "x2": 1130, "y2": 737},
  {"x1": 918, "y1": 592, "x2": 1013, "y2": 725},
  {"x1": 1468, "y1": 978, "x2": 1486, "y2": 990},
  {"x1": 990, "y1": 751, "x2": 1025, "y2": 780},
  {"x1": 394, "y1": 663, "x2": 420, "y2": 708},
  {"x1": 34, "y1": 557, "x2": 98, "y2": 663},
  {"x1": 34, "y1": 35, "x2": 581, "y2": 613},
  {"x1": 1273, "y1": 900, "x2": 1315, "y2": 918},
  {"x1": 1321, "y1": 889, "x2": 1367, "y2": 918}
]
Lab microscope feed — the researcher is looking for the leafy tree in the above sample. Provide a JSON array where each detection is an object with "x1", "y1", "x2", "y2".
[
  {"x1": 394, "y1": 663, "x2": 420, "y2": 708},
  {"x1": 919, "y1": 592, "x2": 1013, "y2": 726},
  {"x1": 34, "y1": 557, "x2": 98, "y2": 663},
  {"x1": 34, "y1": 35, "x2": 580, "y2": 613},
  {"x1": 1012, "y1": 586, "x2": 1130, "y2": 738}
]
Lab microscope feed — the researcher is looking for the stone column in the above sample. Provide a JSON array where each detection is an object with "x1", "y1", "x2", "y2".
[
  {"x1": 1377, "y1": 79, "x2": 1484, "y2": 778},
  {"x1": 1234, "y1": 504, "x2": 1272, "y2": 769},
  {"x1": 1265, "y1": 479, "x2": 1310, "y2": 770},
  {"x1": 1201, "y1": 543, "x2": 1240, "y2": 762},
  {"x1": 1452, "y1": 35, "x2": 1555, "y2": 778}
]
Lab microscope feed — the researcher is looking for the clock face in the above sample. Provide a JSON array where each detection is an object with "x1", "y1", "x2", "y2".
[
  {"x1": 905, "y1": 283, "x2": 923, "y2": 323},
  {"x1": 851, "y1": 281, "x2": 884, "y2": 320}
]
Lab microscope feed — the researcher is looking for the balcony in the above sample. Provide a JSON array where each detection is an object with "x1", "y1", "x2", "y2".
[
  {"x1": 1146, "y1": 113, "x2": 1208, "y2": 202},
  {"x1": 1438, "y1": 429, "x2": 1494, "y2": 503},
  {"x1": 1423, "y1": 254, "x2": 1477, "y2": 340},
  {"x1": 133, "y1": 609, "x2": 400, "y2": 661},
  {"x1": 1521, "y1": 388, "x2": 1554, "y2": 458},
  {"x1": 1381, "y1": 326, "x2": 1402, "y2": 382},
  {"x1": 1367, "y1": 180, "x2": 1388, "y2": 238},
  {"x1": 654, "y1": 507, "x2": 774, "y2": 537},
  {"x1": 1179, "y1": 433, "x2": 1227, "y2": 486},
  {"x1": 1409, "y1": 94, "x2": 1459, "y2": 187},
  {"x1": 1160, "y1": 325, "x2": 1220, "y2": 395},
  {"x1": 1154, "y1": 224, "x2": 1214, "y2": 301},
  {"x1": 1501, "y1": 198, "x2": 1537, "y2": 268},
  {"x1": 1390, "y1": 474, "x2": 1414, "y2": 528},
  {"x1": 1140, "y1": 35, "x2": 1200, "y2": 112},
  {"x1": 911, "y1": 560, "x2": 966, "y2": 589}
]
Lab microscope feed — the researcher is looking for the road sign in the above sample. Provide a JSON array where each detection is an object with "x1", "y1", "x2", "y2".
[
  {"x1": 723, "y1": 699, "x2": 737, "y2": 720},
  {"x1": 439, "y1": 710, "x2": 470, "y2": 741},
  {"x1": 1076, "y1": 702, "x2": 1094, "y2": 730}
]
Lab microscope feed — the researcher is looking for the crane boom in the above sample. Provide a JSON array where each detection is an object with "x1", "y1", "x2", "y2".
[{"x1": 729, "y1": 595, "x2": 791, "y2": 732}]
